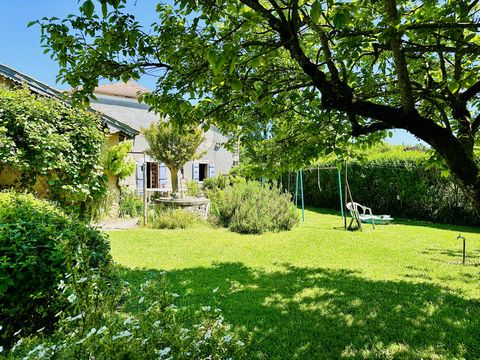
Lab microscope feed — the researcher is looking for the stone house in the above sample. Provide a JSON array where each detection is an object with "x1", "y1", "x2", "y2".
[{"x1": 89, "y1": 81, "x2": 237, "y2": 195}]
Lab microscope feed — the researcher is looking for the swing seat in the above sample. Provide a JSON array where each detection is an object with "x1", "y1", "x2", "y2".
[
  {"x1": 346, "y1": 202, "x2": 393, "y2": 227},
  {"x1": 359, "y1": 214, "x2": 393, "y2": 225}
]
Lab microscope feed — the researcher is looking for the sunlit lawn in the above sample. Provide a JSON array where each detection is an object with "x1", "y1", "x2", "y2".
[{"x1": 108, "y1": 209, "x2": 480, "y2": 359}]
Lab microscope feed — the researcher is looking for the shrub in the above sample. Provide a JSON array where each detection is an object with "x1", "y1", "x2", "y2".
[
  {"x1": 209, "y1": 181, "x2": 299, "y2": 234},
  {"x1": 203, "y1": 174, "x2": 244, "y2": 192},
  {"x1": 186, "y1": 180, "x2": 202, "y2": 197},
  {"x1": 147, "y1": 206, "x2": 198, "y2": 229},
  {"x1": 0, "y1": 192, "x2": 113, "y2": 345},
  {"x1": 6, "y1": 270, "x2": 245, "y2": 359},
  {"x1": 119, "y1": 188, "x2": 143, "y2": 218},
  {"x1": 0, "y1": 86, "x2": 107, "y2": 218}
]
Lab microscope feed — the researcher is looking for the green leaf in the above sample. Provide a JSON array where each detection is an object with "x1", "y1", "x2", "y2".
[
  {"x1": 310, "y1": 0, "x2": 322, "y2": 24},
  {"x1": 448, "y1": 81, "x2": 459, "y2": 94},
  {"x1": 82, "y1": 0, "x2": 95, "y2": 18},
  {"x1": 231, "y1": 78, "x2": 243, "y2": 91},
  {"x1": 332, "y1": 11, "x2": 349, "y2": 28},
  {"x1": 101, "y1": 1, "x2": 108, "y2": 17},
  {"x1": 229, "y1": 59, "x2": 236, "y2": 74}
]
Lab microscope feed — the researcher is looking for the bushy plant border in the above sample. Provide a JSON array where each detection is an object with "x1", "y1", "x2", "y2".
[{"x1": 282, "y1": 160, "x2": 478, "y2": 226}]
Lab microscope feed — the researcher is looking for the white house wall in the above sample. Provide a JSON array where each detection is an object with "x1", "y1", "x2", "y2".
[{"x1": 90, "y1": 94, "x2": 234, "y2": 193}]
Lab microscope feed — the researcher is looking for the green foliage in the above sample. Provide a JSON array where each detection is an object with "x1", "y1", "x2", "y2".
[
  {"x1": 0, "y1": 86, "x2": 107, "y2": 216},
  {"x1": 35, "y1": 0, "x2": 480, "y2": 215},
  {"x1": 202, "y1": 174, "x2": 244, "y2": 192},
  {"x1": 293, "y1": 158, "x2": 479, "y2": 226},
  {"x1": 6, "y1": 263, "x2": 244, "y2": 359},
  {"x1": 208, "y1": 181, "x2": 299, "y2": 234},
  {"x1": 147, "y1": 206, "x2": 198, "y2": 229},
  {"x1": 142, "y1": 122, "x2": 204, "y2": 193},
  {"x1": 119, "y1": 188, "x2": 143, "y2": 218},
  {"x1": 0, "y1": 192, "x2": 112, "y2": 345},
  {"x1": 186, "y1": 180, "x2": 202, "y2": 197},
  {"x1": 92, "y1": 188, "x2": 119, "y2": 219},
  {"x1": 102, "y1": 140, "x2": 135, "y2": 181}
]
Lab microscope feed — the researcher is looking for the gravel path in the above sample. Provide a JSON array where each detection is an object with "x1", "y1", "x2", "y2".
[{"x1": 96, "y1": 217, "x2": 139, "y2": 230}]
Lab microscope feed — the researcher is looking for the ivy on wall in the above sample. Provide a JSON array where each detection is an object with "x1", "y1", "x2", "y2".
[{"x1": 0, "y1": 86, "x2": 107, "y2": 215}]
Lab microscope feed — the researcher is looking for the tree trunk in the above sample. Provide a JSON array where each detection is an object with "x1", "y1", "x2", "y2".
[{"x1": 169, "y1": 166, "x2": 179, "y2": 194}]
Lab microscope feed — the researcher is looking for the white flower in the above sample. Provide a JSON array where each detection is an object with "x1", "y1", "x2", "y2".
[
  {"x1": 138, "y1": 297, "x2": 144, "y2": 304},
  {"x1": 86, "y1": 328, "x2": 97, "y2": 338},
  {"x1": 223, "y1": 334, "x2": 232, "y2": 342},
  {"x1": 123, "y1": 317, "x2": 133, "y2": 325},
  {"x1": 158, "y1": 347, "x2": 171, "y2": 357},
  {"x1": 67, "y1": 293, "x2": 77, "y2": 303},
  {"x1": 171, "y1": 293, "x2": 180, "y2": 298},
  {"x1": 204, "y1": 329, "x2": 212, "y2": 339},
  {"x1": 201, "y1": 306, "x2": 211, "y2": 311},
  {"x1": 0, "y1": 325, "x2": 3, "y2": 332},
  {"x1": 76, "y1": 277, "x2": 87, "y2": 283},
  {"x1": 236, "y1": 340, "x2": 245, "y2": 347},
  {"x1": 0, "y1": 346, "x2": 3, "y2": 353},
  {"x1": 212, "y1": 287, "x2": 219, "y2": 293},
  {"x1": 112, "y1": 330, "x2": 132, "y2": 340}
]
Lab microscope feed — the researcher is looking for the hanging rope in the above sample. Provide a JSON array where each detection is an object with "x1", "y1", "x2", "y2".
[{"x1": 317, "y1": 166, "x2": 322, "y2": 192}]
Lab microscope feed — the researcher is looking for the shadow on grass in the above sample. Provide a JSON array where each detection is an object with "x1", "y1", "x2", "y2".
[
  {"x1": 119, "y1": 263, "x2": 480, "y2": 359},
  {"x1": 306, "y1": 206, "x2": 480, "y2": 235},
  {"x1": 421, "y1": 247, "x2": 480, "y2": 267}
]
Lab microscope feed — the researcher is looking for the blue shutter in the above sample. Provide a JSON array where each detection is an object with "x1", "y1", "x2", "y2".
[
  {"x1": 209, "y1": 163, "x2": 216, "y2": 178},
  {"x1": 136, "y1": 162, "x2": 144, "y2": 195},
  {"x1": 192, "y1": 162, "x2": 200, "y2": 182},
  {"x1": 159, "y1": 163, "x2": 168, "y2": 188}
]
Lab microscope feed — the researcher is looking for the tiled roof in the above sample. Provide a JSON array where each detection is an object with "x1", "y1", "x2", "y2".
[
  {"x1": 0, "y1": 64, "x2": 139, "y2": 138},
  {"x1": 93, "y1": 81, "x2": 150, "y2": 99}
]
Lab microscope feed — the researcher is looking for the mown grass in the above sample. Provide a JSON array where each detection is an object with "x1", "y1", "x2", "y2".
[{"x1": 108, "y1": 209, "x2": 480, "y2": 359}]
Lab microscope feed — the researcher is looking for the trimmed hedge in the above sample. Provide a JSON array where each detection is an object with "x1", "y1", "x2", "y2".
[{"x1": 282, "y1": 160, "x2": 479, "y2": 226}]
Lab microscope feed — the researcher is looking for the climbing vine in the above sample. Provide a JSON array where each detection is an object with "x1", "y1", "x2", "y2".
[{"x1": 0, "y1": 86, "x2": 107, "y2": 215}]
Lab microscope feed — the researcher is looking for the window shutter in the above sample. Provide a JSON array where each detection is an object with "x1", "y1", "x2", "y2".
[
  {"x1": 136, "y1": 162, "x2": 144, "y2": 195},
  {"x1": 159, "y1": 163, "x2": 168, "y2": 188},
  {"x1": 192, "y1": 162, "x2": 200, "y2": 182},
  {"x1": 209, "y1": 163, "x2": 216, "y2": 178}
]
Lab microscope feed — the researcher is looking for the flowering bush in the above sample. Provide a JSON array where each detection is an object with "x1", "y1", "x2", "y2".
[
  {"x1": 5, "y1": 267, "x2": 245, "y2": 359},
  {"x1": 0, "y1": 192, "x2": 113, "y2": 346}
]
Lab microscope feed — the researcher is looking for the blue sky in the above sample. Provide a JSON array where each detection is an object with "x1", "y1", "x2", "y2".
[{"x1": 1, "y1": 1, "x2": 423, "y2": 145}]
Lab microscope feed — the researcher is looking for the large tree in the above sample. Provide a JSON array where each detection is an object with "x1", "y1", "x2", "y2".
[{"x1": 36, "y1": 0, "x2": 480, "y2": 213}]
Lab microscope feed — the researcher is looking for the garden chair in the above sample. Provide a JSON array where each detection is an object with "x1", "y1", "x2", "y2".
[{"x1": 346, "y1": 202, "x2": 393, "y2": 230}]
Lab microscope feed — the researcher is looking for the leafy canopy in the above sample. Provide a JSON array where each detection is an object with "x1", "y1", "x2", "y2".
[{"x1": 35, "y1": 0, "x2": 480, "y2": 212}]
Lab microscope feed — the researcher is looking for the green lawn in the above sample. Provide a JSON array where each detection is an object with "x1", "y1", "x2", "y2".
[{"x1": 108, "y1": 209, "x2": 480, "y2": 359}]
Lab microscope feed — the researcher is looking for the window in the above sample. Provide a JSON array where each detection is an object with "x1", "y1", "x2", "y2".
[
  {"x1": 147, "y1": 162, "x2": 159, "y2": 189},
  {"x1": 199, "y1": 163, "x2": 208, "y2": 181}
]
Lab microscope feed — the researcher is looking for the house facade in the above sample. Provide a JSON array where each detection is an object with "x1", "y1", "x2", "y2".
[{"x1": 89, "y1": 82, "x2": 236, "y2": 195}]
